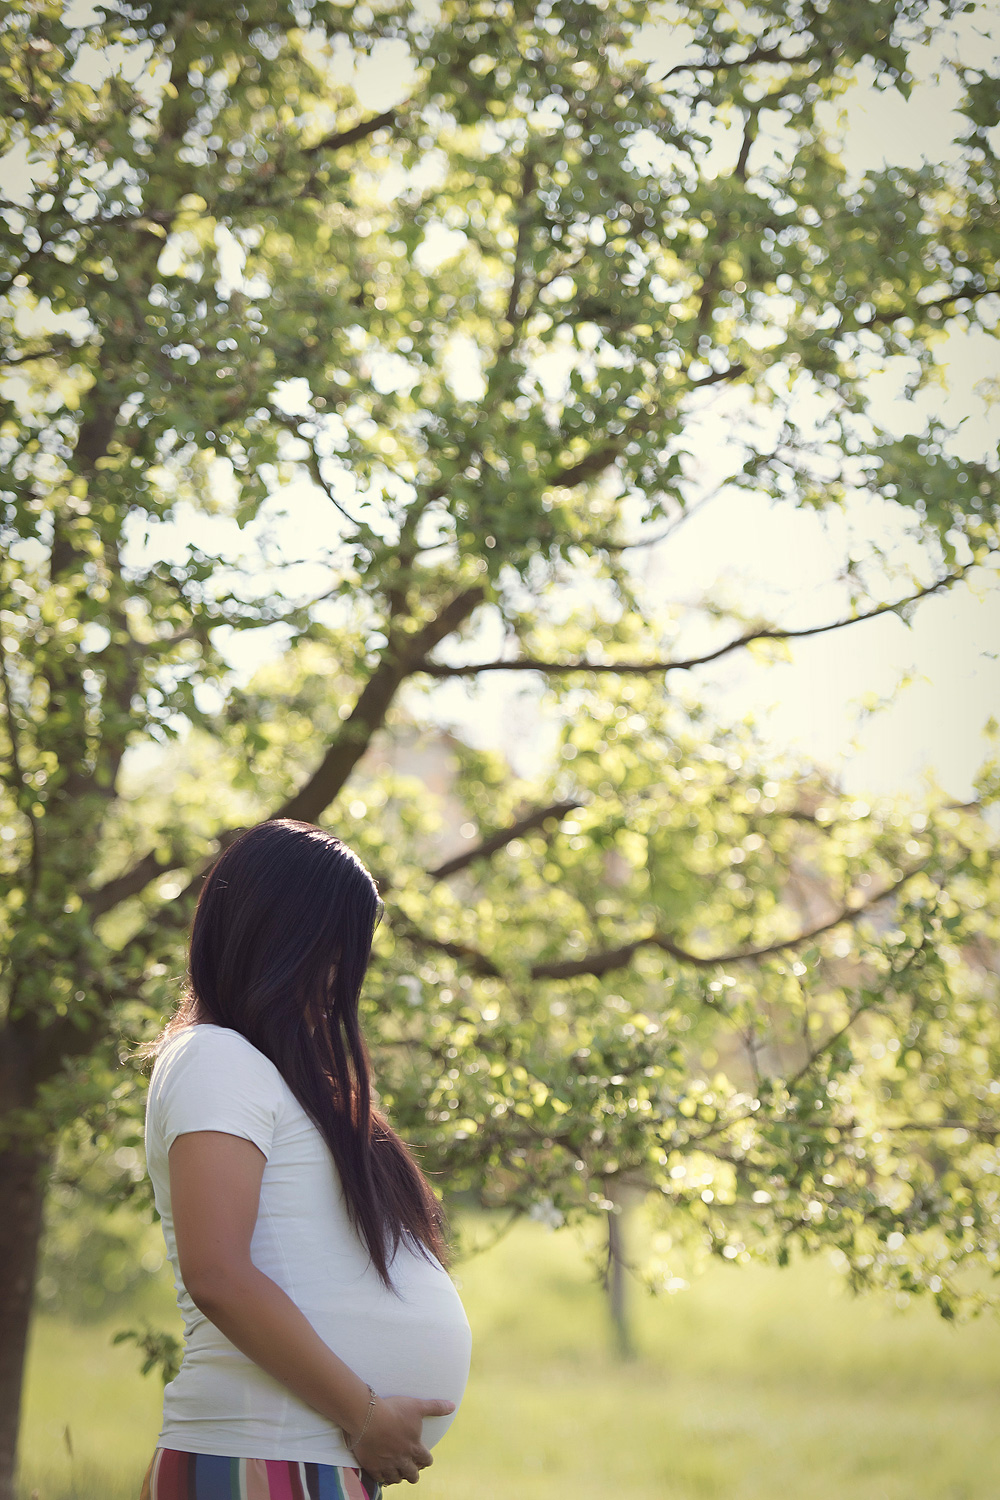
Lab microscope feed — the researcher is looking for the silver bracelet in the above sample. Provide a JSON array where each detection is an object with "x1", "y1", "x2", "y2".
[{"x1": 351, "y1": 1384, "x2": 378, "y2": 1450}]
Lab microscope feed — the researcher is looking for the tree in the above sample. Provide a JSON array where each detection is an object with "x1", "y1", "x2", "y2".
[{"x1": 2, "y1": 0, "x2": 999, "y2": 1493}]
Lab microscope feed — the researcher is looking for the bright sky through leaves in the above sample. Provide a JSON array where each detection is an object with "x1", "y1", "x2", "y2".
[
  {"x1": 398, "y1": 3, "x2": 1000, "y2": 798},
  {"x1": 4, "y1": 7, "x2": 1000, "y2": 1429},
  {"x1": 11, "y1": 1, "x2": 995, "y2": 799}
]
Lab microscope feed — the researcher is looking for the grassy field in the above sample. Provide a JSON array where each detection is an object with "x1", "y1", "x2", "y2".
[{"x1": 16, "y1": 1214, "x2": 1000, "y2": 1500}]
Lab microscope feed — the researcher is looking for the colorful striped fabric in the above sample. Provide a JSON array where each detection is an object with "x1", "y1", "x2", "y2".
[{"x1": 141, "y1": 1448, "x2": 382, "y2": 1500}]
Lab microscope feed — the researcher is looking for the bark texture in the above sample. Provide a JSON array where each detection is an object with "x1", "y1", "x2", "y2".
[
  {"x1": 607, "y1": 1200, "x2": 635, "y2": 1361},
  {"x1": 0, "y1": 1143, "x2": 50, "y2": 1500}
]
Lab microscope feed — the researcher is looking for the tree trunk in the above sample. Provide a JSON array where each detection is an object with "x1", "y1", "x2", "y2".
[
  {"x1": 607, "y1": 1198, "x2": 635, "y2": 1361},
  {"x1": 0, "y1": 1142, "x2": 51, "y2": 1500}
]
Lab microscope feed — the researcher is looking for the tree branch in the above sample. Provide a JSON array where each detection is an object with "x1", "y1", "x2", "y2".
[
  {"x1": 504, "y1": 159, "x2": 537, "y2": 329},
  {"x1": 782, "y1": 933, "x2": 929, "y2": 1093},
  {"x1": 601, "y1": 493, "x2": 723, "y2": 556},
  {"x1": 539, "y1": 360, "x2": 747, "y2": 491},
  {"x1": 274, "y1": 586, "x2": 485, "y2": 825},
  {"x1": 302, "y1": 107, "x2": 399, "y2": 158},
  {"x1": 426, "y1": 799, "x2": 585, "y2": 881},
  {"x1": 656, "y1": 42, "x2": 792, "y2": 82},
  {"x1": 532, "y1": 861, "x2": 926, "y2": 980},
  {"x1": 86, "y1": 848, "x2": 186, "y2": 918},
  {"x1": 390, "y1": 862, "x2": 927, "y2": 985},
  {"x1": 857, "y1": 282, "x2": 1000, "y2": 332},
  {"x1": 547, "y1": 444, "x2": 622, "y2": 489},
  {"x1": 385, "y1": 492, "x2": 441, "y2": 624},
  {"x1": 0, "y1": 344, "x2": 71, "y2": 369},
  {"x1": 418, "y1": 566, "x2": 975, "y2": 679},
  {"x1": 688, "y1": 361, "x2": 747, "y2": 387},
  {"x1": 735, "y1": 106, "x2": 757, "y2": 181},
  {"x1": 387, "y1": 911, "x2": 503, "y2": 977},
  {"x1": 132, "y1": 582, "x2": 487, "y2": 942},
  {"x1": 290, "y1": 426, "x2": 365, "y2": 531}
]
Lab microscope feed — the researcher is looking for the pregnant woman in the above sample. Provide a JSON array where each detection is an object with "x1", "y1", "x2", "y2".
[{"x1": 138, "y1": 819, "x2": 472, "y2": 1500}]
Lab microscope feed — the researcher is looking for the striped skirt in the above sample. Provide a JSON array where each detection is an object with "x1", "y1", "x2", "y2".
[{"x1": 139, "y1": 1448, "x2": 382, "y2": 1500}]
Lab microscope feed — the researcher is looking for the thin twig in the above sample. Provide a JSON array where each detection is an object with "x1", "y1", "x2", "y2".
[{"x1": 418, "y1": 564, "x2": 979, "y2": 680}]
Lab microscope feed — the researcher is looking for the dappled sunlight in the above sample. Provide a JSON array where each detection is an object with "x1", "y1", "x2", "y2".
[{"x1": 2, "y1": 3, "x2": 999, "y2": 1497}]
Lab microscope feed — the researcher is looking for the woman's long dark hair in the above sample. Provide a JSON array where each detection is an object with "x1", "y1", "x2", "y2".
[{"x1": 144, "y1": 818, "x2": 446, "y2": 1289}]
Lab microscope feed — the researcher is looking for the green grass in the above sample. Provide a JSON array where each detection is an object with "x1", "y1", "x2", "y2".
[{"x1": 17, "y1": 1215, "x2": 1000, "y2": 1500}]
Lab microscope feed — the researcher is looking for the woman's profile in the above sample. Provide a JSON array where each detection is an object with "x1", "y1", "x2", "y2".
[{"x1": 136, "y1": 818, "x2": 471, "y2": 1499}]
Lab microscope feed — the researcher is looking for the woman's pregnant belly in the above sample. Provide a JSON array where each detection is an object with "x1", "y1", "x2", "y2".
[
  {"x1": 173, "y1": 1254, "x2": 472, "y2": 1453},
  {"x1": 301, "y1": 1277, "x2": 472, "y2": 1449}
]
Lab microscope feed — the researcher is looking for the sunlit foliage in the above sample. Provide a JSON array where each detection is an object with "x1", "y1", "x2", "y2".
[{"x1": 1, "y1": 6, "x2": 999, "y2": 1462}]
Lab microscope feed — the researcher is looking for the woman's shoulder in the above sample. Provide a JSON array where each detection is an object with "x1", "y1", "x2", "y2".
[
  {"x1": 145, "y1": 1023, "x2": 290, "y2": 1158},
  {"x1": 152, "y1": 1023, "x2": 282, "y2": 1086}
]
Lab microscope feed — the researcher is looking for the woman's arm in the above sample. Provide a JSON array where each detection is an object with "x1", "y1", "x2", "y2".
[{"x1": 169, "y1": 1130, "x2": 454, "y2": 1484}]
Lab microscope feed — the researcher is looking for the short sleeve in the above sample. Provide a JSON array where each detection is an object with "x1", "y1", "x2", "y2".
[{"x1": 148, "y1": 1025, "x2": 285, "y2": 1162}]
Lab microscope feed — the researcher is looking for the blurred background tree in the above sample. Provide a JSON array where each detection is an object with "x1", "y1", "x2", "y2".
[{"x1": 1, "y1": 0, "x2": 998, "y2": 1494}]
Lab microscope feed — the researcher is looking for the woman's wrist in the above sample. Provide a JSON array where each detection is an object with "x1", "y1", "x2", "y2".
[{"x1": 347, "y1": 1383, "x2": 379, "y2": 1450}]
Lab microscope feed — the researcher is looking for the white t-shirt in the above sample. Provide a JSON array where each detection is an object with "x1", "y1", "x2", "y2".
[{"x1": 144, "y1": 1022, "x2": 472, "y2": 1462}]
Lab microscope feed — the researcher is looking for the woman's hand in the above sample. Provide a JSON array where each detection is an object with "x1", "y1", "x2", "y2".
[{"x1": 351, "y1": 1394, "x2": 456, "y2": 1486}]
